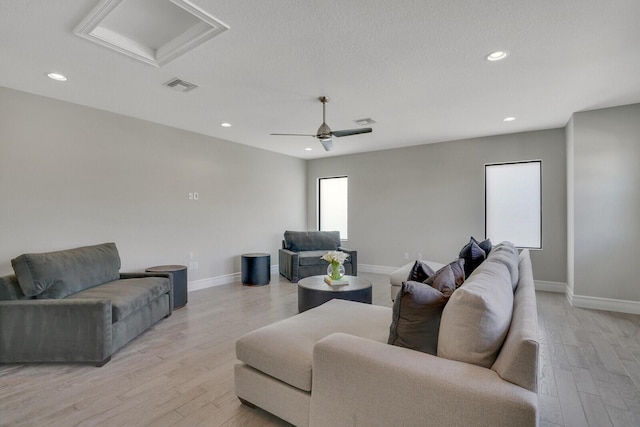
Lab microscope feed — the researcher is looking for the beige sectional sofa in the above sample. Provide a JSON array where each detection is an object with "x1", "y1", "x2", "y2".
[{"x1": 235, "y1": 245, "x2": 539, "y2": 426}]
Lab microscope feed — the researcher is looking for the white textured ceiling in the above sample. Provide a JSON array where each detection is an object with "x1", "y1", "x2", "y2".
[{"x1": 1, "y1": 0, "x2": 639, "y2": 159}]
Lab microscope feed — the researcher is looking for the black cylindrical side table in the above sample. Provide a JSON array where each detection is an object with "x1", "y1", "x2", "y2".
[
  {"x1": 241, "y1": 253, "x2": 271, "y2": 286},
  {"x1": 146, "y1": 265, "x2": 188, "y2": 309}
]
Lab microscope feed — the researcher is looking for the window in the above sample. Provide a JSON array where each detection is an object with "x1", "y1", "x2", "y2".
[
  {"x1": 485, "y1": 161, "x2": 542, "y2": 249},
  {"x1": 318, "y1": 176, "x2": 348, "y2": 239}
]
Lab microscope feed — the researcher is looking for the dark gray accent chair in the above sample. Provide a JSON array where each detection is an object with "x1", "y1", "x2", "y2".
[
  {"x1": 278, "y1": 231, "x2": 357, "y2": 283},
  {"x1": 0, "y1": 242, "x2": 172, "y2": 366}
]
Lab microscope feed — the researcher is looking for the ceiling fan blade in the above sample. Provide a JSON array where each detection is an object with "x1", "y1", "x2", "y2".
[
  {"x1": 320, "y1": 139, "x2": 333, "y2": 151},
  {"x1": 270, "y1": 133, "x2": 316, "y2": 137},
  {"x1": 332, "y1": 127, "x2": 373, "y2": 137}
]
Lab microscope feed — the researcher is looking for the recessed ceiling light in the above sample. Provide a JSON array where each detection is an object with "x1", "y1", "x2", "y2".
[
  {"x1": 220, "y1": 122, "x2": 232, "y2": 127},
  {"x1": 305, "y1": 148, "x2": 313, "y2": 151},
  {"x1": 47, "y1": 72, "x2": 67, "y2": 81},
  {"x1": 504, "y1": 117, "x2": 516, "y2": 122},
  {"x1": 486, "y1": 51, "x2": 509, "y2": 61}
]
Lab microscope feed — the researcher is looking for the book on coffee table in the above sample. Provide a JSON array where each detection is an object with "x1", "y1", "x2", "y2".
[{"x1": 324, "y1": 276, "x2": 349, "y2": 286}]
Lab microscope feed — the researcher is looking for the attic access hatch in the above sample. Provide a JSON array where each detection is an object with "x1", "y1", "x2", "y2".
[{"x1": 75, "y1": 0, "x2": 229, "y2": 67}]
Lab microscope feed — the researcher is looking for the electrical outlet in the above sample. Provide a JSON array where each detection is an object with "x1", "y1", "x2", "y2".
[
  {"x1": 404, "y1": 252, "x2": 409, "y2": 260},
  {"x1": 188, "y1": 192, "x2": 193, "y2": 200},
  {"x1": 194, "y1": 192, "x2": 199, "y2": 200},
  {"x1": 188, "y1": 262, "x2": 194, "y2": 270},
  {"x1": 193, "y1": 261, "x2": 199, "y2": 270}
]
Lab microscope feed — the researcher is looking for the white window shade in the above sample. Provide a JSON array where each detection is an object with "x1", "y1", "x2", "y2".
[
  {"x1": 319, "y1": 176, "x2": 348, "y2": 239},
  {"x1": 485, "y1": 161, "x2": 542, "y2": 249}
]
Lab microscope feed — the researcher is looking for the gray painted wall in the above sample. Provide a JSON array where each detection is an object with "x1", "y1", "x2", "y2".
[
  {"x1": 570, "y1": 103, "x2": 640, "y2": 301},
  {"x1": 0, "y1": 87, "x2": 307, "y2": 279},
  {"x1": 307, "y1": 129, "x2": 567, "y2": 283}
]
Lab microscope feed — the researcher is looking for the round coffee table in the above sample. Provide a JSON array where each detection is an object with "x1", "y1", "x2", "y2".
[{"x1": 297, "y1": 275, "x2": 372, "y2": 312}]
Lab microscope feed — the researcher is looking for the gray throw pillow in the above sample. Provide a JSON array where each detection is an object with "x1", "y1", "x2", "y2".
[
  {"x1": 459, "y1": 238, "x2": 487, "y2": 278},
  {"x1": 425, "y1": 259, "x2": 465, "y2": 289},
  {"x1": 407, "y1": 260, "x2": 436, "y2": 283},
  {"x1": 388, "y1": 281, "x2": 450, "y2": 355},
  {"x1": 472, "y1": 237, "x2": 493, "y2": 256}
]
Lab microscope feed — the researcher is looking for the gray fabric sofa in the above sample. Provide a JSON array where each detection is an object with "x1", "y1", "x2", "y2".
[
  {"x1": 278, "y1": 231, "x2": 357, "y2": 282},
  {"x1": 235, "y1": 246, "x2": 539, "y2": 426},
  {"x1": 0, "y1": 243, "x2": 172, "y2": 366}
]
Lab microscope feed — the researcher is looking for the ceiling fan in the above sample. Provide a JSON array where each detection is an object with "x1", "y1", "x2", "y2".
[{"x1": 271, "y1": 96, "x2": 372, "y2": 151}]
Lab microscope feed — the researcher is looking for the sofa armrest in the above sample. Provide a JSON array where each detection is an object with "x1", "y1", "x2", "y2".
[
  {"x1": 310, "y1": 333, "x2": 538, "y2": 427},
  {"x1": 279, "y1": 249, "x2": 299, "y2": 282},
  {"x1": 338, "y1": 247, "x2": 357, "y2": 276},
  {"x1": 120, "y1": 272, "x2": 173, "y2": 311},
  {"x1": 0, "y1": 299, "x2": 112, "y2": 366}
]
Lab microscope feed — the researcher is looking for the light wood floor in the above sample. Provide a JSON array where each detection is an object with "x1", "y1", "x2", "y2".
[{"x1": 2, "y1": 273, "x2": 640, "y2": 426}]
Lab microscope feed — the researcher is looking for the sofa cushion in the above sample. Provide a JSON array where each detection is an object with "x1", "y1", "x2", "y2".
[
  {"x1": 388, "y1": 281, "x2": 449, "y2": 355},
  {"x1": 284, "y1": 231, "x2": 340, "y2": 252},
  {"x1": 406, "y1": 260, "x2": 435, "y2": 282},
  {"x1": 437, "y1": 261, "x2": 514, "y2": 368},
  {"x1": 485, "y1": 241, "x2": 519, "y2": 290},
  {"x1": 11, "y1": 243, "x2": 121, "y2": 298},
  {"x1": 298, "y1": 250, "x2": 335, "y2": 266},
  {"x1": 458, "y1": 238, "x2": 487, "y2": 278},
  {"x1": 67, "y1": 277, "x2": 170, "y2": 322},
  {"x1": 425, "y1": 259, "x2": 465, "y2": 289},
  {"x1": 236, "y1": 299, "x2": 391, "y2": 392}
]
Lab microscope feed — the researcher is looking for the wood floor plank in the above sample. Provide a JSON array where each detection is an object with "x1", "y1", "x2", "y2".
[
  {"x1": 589, "y1": 333, "x2": 629, "y2": 376},
  {"x1": 570, "y1": 366, "x2": 599, "y2": 395},
  {"x1": 579, "y1": 391, "x2": 613, "y2": 427},
  {"x1": 596, "y1": 379, "x2": 629, "y2": 411},
  {"x1": 554, "y1": 368, "x2": 589, "y2": 427},
  {"x1": 539, "y1": 393, "x2": 564, "y2": 425},
  {"x1": 606, "y1": 404, "x2": 640, "y2": 427}
]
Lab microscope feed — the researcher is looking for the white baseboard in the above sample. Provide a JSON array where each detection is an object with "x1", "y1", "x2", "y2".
[
  {"x1": 358, "y1": 264, "x2": 399, "y2": 275},
  {"x1": 568, "y1": 288, "x2": 640, "y2": 315},
  {"x1": 188, "y1": 265, "x2": 279, "y2": 292},
  {"x1": 529, "y1": 280, "x2": 640, "y2": 314},
  {"x1": 534, "y1": 280, "x2": 567, "y2": 293}
]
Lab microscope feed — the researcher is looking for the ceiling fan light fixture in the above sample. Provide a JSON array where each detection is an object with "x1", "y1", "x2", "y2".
[
  {"x1": 320, "y1": 139, "x2": 333, "y2": 151},
  {"x1": 271, "y1": 96, "x2": 372, "y2": 152}
]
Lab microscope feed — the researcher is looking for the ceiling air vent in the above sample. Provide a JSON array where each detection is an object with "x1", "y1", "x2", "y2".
[
  {"x1": 354, "y1": 118, "x2": 376, "y2": 125},
  {"x1": 163, "y1": 78, "x2": 198, "y2": 92}
]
